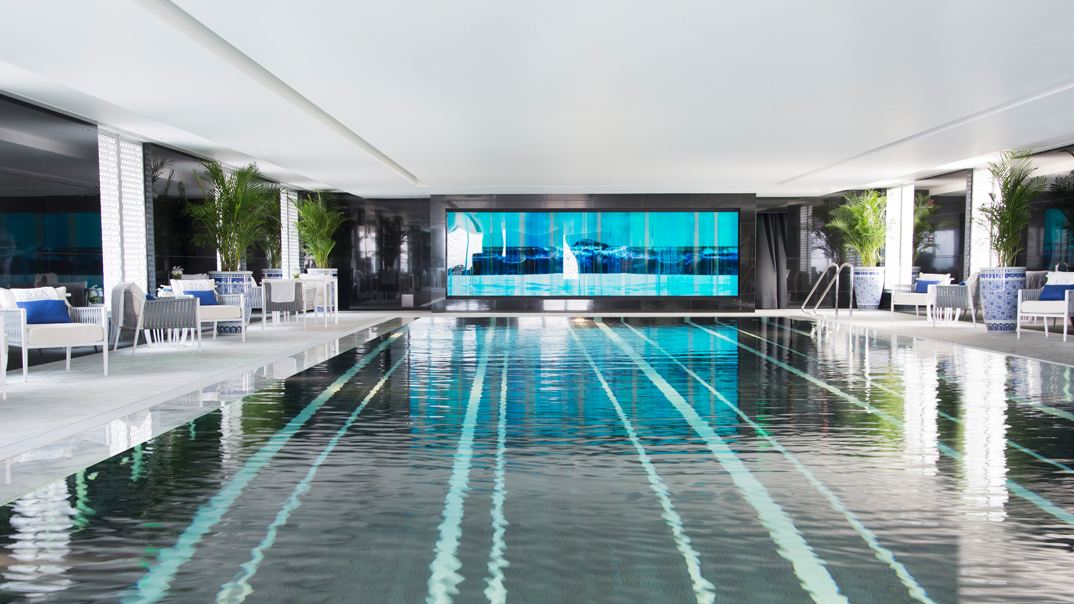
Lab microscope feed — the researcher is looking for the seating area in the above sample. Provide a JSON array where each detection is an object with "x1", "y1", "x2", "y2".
[
  {"x1": 1017, "y1": 271, "x2": 1074, "y2": 341},
  {"x1": 0, "y1": 273, "x2": 339, "y2": 393}
]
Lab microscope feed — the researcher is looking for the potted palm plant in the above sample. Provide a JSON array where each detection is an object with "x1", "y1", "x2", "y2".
[
  {"x1": 294, "y1": 190, "x2": 350, "y2": 277},
  {"x1": 184, "y1": 161, "x2": 278, "y2": 333},
  {"x1": 978, "y1": 150, "x2": 1045, "y2": 331},
  {"x1": 828, "y1": 190, "x2": 888, "y2": 310}
]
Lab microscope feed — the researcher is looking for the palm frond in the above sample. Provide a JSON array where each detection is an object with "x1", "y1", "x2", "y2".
[
  {"x1": 294, "y1": 190, "x2": 351, "y2": 269},
  {"x1": 978, "y1": 151, "x2": 1045, "y2": 267},
  {"x1": 183, "y1": 161, "x2": 278, "y2": 271},
  {"x1": 827, "y1": 190, "x2": 887, "y2": 267}
]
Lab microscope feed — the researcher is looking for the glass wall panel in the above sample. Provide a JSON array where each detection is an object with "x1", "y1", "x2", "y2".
[
  {"x1": 0, "y1": 95, "x2": 101, "y2": 304},
  {"x1": 448, "y1": 210, "x2": 739, "y2": 297}
]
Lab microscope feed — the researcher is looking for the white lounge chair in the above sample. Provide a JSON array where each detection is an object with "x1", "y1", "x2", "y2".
[
  {"x1": 891, "y1": 272, "x2": 951, "y2": 319},
  {"x1": 1017, "y1": 272, "x2": 1074, "y2": 340},
  {"x1": 171, "y1": 279, "x2": 247, "y2": 341},
  {"x1": 0, "y1": 286, "x2": 107, "y2": 382}
]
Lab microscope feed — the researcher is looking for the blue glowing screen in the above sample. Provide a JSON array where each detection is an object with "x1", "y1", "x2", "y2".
[{"x1": 447, "y1": 211, "x2": 739, "y2": 297}]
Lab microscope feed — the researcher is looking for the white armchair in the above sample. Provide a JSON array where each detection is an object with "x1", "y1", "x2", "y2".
[
  {"x1": 891, "y1": 272, "x2": 952, "y2": 319},
  {"x1": 171, "y1": 279, "x2": 247, "y2": 341},
  {"x1": 1018, "y1": 288, "x2": 1074, "y2": 341},
  {"x1": 0, "y1": 305, "x2": 107, "y2": 381}
]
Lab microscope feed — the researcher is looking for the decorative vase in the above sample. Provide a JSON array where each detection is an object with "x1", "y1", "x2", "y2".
[
  {"x1": 853, "y1": 267, "x2": 885, "y2": 310},
  {"x1": 980, "y1": 266, "x2": 1026, "y2": 332},
  {"x1": 208, "y1": 270, "x2": 254, "y2": 335},
  {"x1": 262, "y1": 268, "x2": 285, "y2": 280}
]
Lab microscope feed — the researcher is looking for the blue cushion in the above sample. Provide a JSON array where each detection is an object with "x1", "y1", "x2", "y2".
[
  {"x1": 188, "y1": 290, "x2": 218, "y2": 306},
  {"x1": 144, "y1": 293, "x2": 155, "y2": 300},
  {"x1": 17, "y1": 300, "x2": 71, "y2": 324},
  {"x1": 1040, "y1": 284, "x2": 1074, "y2": 301},
  {"x1": 914, "y1": 280, "x2": 938, "y2": 294}
]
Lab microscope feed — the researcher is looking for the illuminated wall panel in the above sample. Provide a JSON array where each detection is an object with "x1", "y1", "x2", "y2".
[{"x1": 447, "y1": 211, "x2": 739, "y2": 297}]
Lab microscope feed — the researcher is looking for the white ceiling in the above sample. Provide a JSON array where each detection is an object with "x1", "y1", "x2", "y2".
[{"x1": 3, "y1": 0, "x2": 1074, "y2": 199}]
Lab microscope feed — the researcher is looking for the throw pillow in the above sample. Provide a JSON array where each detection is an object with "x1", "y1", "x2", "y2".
[
  {"x1": 189, "y1": 290, "x2": 218, "y2": 306},
  {"x1": 1039, "y1": 284, "x2": 1074, "y2": 301},
  {"x1": 0, "y1": 288, "x2": 15, "y2": 309},
  {"x1": 11, "y1": 286, "x2": 61, "y2": 303},
  {"x1": 17, "y1": 300, "x2": 72, "y2": 324},
  {"x1": 914, "y1": 280, "x2": 938, "y2": 294},
  {"x1": 1045, "y1": 271, "x2": 1074, "y2": 286}
]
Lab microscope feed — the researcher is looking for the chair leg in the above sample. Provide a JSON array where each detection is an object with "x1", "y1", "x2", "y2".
[
  {"x1": 213, "y1": 322, "x2": 218, "y2": 339},
  {"x1": 65, "y1": 347, "x2": 71, "y2": 371},
  {"x1": 197, "y1": 325, "x2": 202, "y2": 352},
  {"x1": 22, "y1": 347, "x2": 28, "y2": 382},
  {"x1": 102, "y1": 342, "x2": 108, "y2": 376},
  {"x1": 113, "y1": 326, "x2": 122, "y2": 352},
  {"x1": 1045, "y1": 318, "x2": 1050, "y2": 337}
]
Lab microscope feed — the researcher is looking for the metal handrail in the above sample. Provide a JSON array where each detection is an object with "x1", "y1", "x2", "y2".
[{"x1": 801, "y1": 263, "x2": 856, "y2": 319}]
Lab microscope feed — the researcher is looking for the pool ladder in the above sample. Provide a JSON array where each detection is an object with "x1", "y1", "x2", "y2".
[{"x1": 801, "y1": 262, "x2": 855, "y2": 320}]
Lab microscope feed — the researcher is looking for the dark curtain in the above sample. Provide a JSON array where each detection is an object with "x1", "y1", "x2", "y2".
[{"x1": 757, "y1": 213, "x2": 788, "y2": 309}]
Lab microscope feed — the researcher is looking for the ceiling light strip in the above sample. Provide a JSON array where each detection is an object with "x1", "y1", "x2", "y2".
[
  {"x1": 131, "y1": 0, "x2": 424, "y2": 187},
  {"x1": 779, "y1": 76, "x2": 1074, "y2": 185}
]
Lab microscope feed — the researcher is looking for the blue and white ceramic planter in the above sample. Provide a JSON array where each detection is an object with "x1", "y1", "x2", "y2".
[
  {"x1": 261, "y1": 268, "x2": 285, "y2": 280},
  {"x1": 980, "y1": 266, "x2": 1026, "y2": 332},
  {"x1": 853, "y1": 267, "x2": 885, "y2": 311},
  {"x1": 207, "y1": 270, "x2": 253, "y2": 335}
]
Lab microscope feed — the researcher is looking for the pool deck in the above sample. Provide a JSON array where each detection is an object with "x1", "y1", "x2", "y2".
[{"x1": 2, "y1": 306, "x2": 1069, "y2": 504}]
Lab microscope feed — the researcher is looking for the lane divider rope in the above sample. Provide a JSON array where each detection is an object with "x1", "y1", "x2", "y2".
[
  {"x1": 427, "y1": 320, "x2": 497, "y2": 604},
  {"x1": 689, "y1": 319, "x2": 1074, "y2": 528},
  {"x1": 595, "y1": 319, "x2": 848, "y2": 604},
  {"x1": 121, "y1": 328, "x2": 410, "y2": 604},
  {"x1": 484, "y1": 329, "x2": 511, "y2": 604},
  {"x1": 216, "y1": 354, "x2": 408, "y2": 603},
  {"x1": 569, "y1": 324, "x2": 717, "y2": 604},
  {"x1": 620, "y1": 321, "x2": 937, "y2": 604}
]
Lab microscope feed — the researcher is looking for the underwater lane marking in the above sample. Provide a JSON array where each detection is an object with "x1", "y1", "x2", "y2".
[
  {"x1": 427, "y1": 320, "x2": 497, "y2": 604},
  {"x1": 743, "y1": 320, "x2": 1074, "y2": 476},
  {"x1": 121, "y1": 329, "x2": 409, "y2": 604},
  {"x1": 621, "y1": 322, "x2": 938, "y2": 604},
  {"x1": 595, "y1": 319, "x2": 848, "y2": 604},
  {"x1": 484, "y1": 330, "x2": 511, "y2": 604},
  {"x1": 569, "y1": 325, "x2": 717, "y2": 604},
  {"x1": 690, "y1": 320, "x2": 1074, "y2": 529},
  {"x1": 216, "y1": 354, "x2": 407, "y2": 604}
]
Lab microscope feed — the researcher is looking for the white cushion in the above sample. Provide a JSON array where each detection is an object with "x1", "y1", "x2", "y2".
[
  {"x1": 1045, "y1": 272, "x2": 1074, "y2": 285},
  {"x1": 917, "y1": 273, "x2": 952, "y2": 285},
  {"x1": 199, "y1": 305, "x2": 242, "y2": 321},
  {"x1": 1021, "y1": 300, "x2": 1068, "y2": 315},
  {"x1": 891, "y1": 291, "x2": 929, "y2": 305},
  {"x1": 25, "y1": 323, "x2": 105, "y2": 347},
  {"x1": 172, "y1": 279, "x2": 215, "y2": 296}
]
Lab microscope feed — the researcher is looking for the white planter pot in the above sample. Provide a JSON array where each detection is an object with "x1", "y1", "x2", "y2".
[
  {"x1": 208, "y1": 270, "x2": 253, "y2": 335},
  {"x1": 853, "y1": 267, "x2": 885, "y2": 310},
  {"x1": 980, "y1": 266, "x2": 1026, "y2": 332}
]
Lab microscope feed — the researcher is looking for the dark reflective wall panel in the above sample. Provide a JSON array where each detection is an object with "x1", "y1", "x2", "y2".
[{"x1": 0, "y1": 95, "x2": 101, "y2": 294}]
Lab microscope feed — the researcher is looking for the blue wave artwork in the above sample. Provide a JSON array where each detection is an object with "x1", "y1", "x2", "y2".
[{"x1": 447, "y1": 211, "x2": 739, "y2": 297}]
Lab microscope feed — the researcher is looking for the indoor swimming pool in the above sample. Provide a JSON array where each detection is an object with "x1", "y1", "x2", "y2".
[{"x1": 2, "y1": 317, "x2": 1074, "y2": 603}]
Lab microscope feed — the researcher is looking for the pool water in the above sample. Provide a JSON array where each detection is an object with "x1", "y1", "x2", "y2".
[{"x1": 2, "y1": 317, "x2": 1074, "y2": 603}]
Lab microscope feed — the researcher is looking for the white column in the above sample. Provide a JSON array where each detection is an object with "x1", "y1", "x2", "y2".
[
  {"x1": 280, "y1": 188, "x2": 299, "y2": 276},
  {"x1": 97, "y1": 130, "x2": 148, "y2": 294},
  {"x1": 885, "y1": 184, "x2": 914, "y2": 289},
  {"x1": 968, "y1": 167, "x2": 997, "y2": 275}
]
